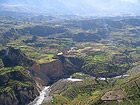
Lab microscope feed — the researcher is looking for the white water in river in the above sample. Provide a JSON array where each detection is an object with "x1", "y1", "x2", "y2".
[
  {"x1": 35, "y1": 86, "x2": 50, "y2": 105},
  {"x1": 29, "y1": 86, "x2": 52, "y2": 105},
  {"x1": 30, "y1": 78, "x2": 83, "y2": 105},
  {"x1": 67, "y1": 78, "x2": 83, "y2": 81},
  {"x1": 30, "y1": 74, "x2": 130, "y2": 105},
  {"x1": 114, "y1": 74, "x2": 130, "y2": 79}
]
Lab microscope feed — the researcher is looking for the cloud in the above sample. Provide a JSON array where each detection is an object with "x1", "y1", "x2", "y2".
[
  {"x1": 121, "y1": 0, "x2": 139, "y2": 4},
  {"x1": 1, "y1": 4, "x2": 22, "y2": 7}
]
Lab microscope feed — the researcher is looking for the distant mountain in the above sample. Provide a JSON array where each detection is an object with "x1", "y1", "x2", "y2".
[{"x1": 0, "y1": 0, "x2": 140, "y2": 15}]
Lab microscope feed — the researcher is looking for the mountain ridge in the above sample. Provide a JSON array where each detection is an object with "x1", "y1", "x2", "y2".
[{"x1": 0, "y1": 0, "x2": 140, "y2": 15}]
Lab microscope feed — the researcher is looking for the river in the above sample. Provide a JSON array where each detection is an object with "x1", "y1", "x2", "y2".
[
  {"x1": 28, "y1": 86, "x2": 52, "y2": 105},
  {"x1": 29, "y1": 74, "x2": 130, "y2": 105},
  {"x1": 29, "y1": 78, "x2": 83, "y2": 105}
]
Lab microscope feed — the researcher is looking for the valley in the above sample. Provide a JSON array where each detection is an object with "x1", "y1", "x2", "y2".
[{"x1": 1, "y1": 15, "x2": 140, "y2": 105}]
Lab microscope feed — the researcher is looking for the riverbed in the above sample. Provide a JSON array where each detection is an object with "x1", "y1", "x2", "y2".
[
  {"x1": 29, "y1": 78, "x2": 83, "y2": 105},
  {"x1": 28, "y1": 86, "x2": 52, "y2": 105},
  {"x1": 30, "y1": 74, "x2": 130, "y2": 105}
]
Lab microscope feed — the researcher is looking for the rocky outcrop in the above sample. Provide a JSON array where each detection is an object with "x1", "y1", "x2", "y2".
[
  {"x1": 0, "y1": 70, "x2": 39, "y2": 105},
  {"x1": 0, "y1": 47, "x2": 83, "y2": 105},
  {"x1": 0, "y1": 86, "x2": 39, "y2": 105},
  {"x1": 0, "y1": 46, "x2": 84, "y2": 105},
  {"x1": 0, "y1": 46, "x2": 35, "y2": 67},
  {"x1": 40, "y1": 60, "x2": 64, "y2": 78},
  {"x1": 0, "y1": 47, "x2": 39, "y2": 105},
  {"x1": 29, "y1": 55, "x2": 84, "y2": 87},
  {"x1": 57, "y1": 55, "x2": 84, "y2": 74},
  {"x1": 62, "y1": 56, "x2": 84, "y2": 74},
  {"x1": 29, "y1": 59, "x2": 64, "y2": 88}
]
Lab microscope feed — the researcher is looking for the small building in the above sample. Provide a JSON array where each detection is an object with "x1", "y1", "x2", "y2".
[{"x1": 57, "y1": 52, "x2": 63, "y2": 56}]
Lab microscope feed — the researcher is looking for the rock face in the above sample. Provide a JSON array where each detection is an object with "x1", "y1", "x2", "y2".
[
  {"x1": 0, "y1": 46, "x2": 84, "y2": 105},
  {"x1": 0, "y1": 47, "x2": 39, "y2": 105},
  {"x1": 40, "y1": 60, "x2": 64, "y2": 79},
  {"x1": 0, "y1": 70, "x2": 39, "y2": 105},
  {"x1": 0, "y1": 47, "x2": 83, "y2": 105},
  {"x1": 29, "y1": 59, "x2": 64, "y2": 88},
  {"x1": 0, "y1": 86, "x2": 39, "y2": 105},
  {"x1": 29, "y1": 55, "x2": 84, "y2": 87},
  {"x1": 0, "y1": 46, "x2": 35, "y2": 67},
  {"x1": 62, "y1": 56, "x2": 84, "y2": 74}
]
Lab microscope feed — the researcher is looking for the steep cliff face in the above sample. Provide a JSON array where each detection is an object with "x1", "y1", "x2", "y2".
[
  {"x1": 29, "y1": 55, "x2": 84, "y2": 87},
  {"x1": 56, "y1": 55, "x2": 84, "y2": 75},
  {"x1": 0, "y1": 46, "x2": 35, "y2": 67},
  {"x1": 0, "y1": 47, "x2": 39, "y2": 105},
  {"x1": 0, "y1": 70, "x2": 39, "y2": 105},
  {"x1": 40, "y1": 60, "x2": 64, "y2": 78},
  {"x1": 0, "y1": 85, "x2": 39, "y2": 105},
  {"x1": 61, "y1": 56, "x2": 84, "y2": 74},
  {"x1": 29, "y1": 59, "x2": 64, "y2": 88},
  {"x1": 0, "y1": 46, "x2": 84, "y2": 105},
  {"x1": 0, "y1": 46, "x2": 83, "y2": 104}
]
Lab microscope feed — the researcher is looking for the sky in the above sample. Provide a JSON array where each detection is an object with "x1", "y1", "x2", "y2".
[
  {"x1": 0, "y1": 0, "x2": 140, "y2": 15},
  {"x1": 121, "y1": 0, "x2": 139, "y2": 4}
]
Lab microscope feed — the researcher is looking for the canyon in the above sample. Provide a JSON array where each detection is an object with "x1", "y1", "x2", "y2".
[{"x1": 0, "y1": 47, "x2": 83, "y2": 105}]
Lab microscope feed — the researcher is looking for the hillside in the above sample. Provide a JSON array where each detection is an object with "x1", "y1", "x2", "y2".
[
  {"x1": 0, "y1": 0, "x2": 140, "y2": 15},
  {"x1": 0, "y1": 67, "x2": 39, "y2": 105},
  {"x1": 45, "y1": 67, "x2": 140, "y2": 105},
  {"x1": 1, "y1": 15, "x2": 140, "y2": 105}
]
